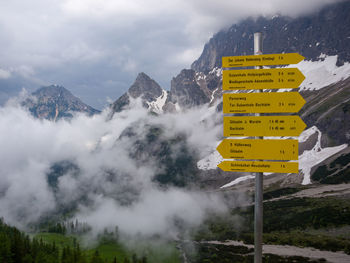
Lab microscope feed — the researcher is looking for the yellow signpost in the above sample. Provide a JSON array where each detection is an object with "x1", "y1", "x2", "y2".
[
  {"x1": 223, "y1": 115, "x2": 306, "y2": 137},
  {"x1": 223, "y1": 92, "x2": 306, "y2": 114},
  {"x1": 222, "y1": 53, "x2": 305, "y2": 68},
  {"x1": 216, "y1": 139, "x2": 298, "y2": 160},
  {"x1": 223, "y1": 68, "x2": 305, "y2": 90},
  {"x1": 221, "y1": 36, "x2": 305, "y2": 263},
  {"x1": 218, "y1": 160, "x2": 299, "y2": 173}
]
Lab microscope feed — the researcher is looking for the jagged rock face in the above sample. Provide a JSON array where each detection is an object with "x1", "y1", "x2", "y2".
[
  {"x1": 110, "y1": 93, "x2": 130, "y2": 113},
  {"x1": 192, "y1": 0, "x2": 350, "y2": 72},
  {"x1": 23, "y1": 85, "x2": 100, "y2": 121},
  {"x1": 110, "y1": 72, "x2": 164, "y2": 114},
  {"x1": 129, "y1": 72, "x2": 163, "y2": 102},
  {"x1": 165, "y1": 69, "x2": 210, "y2": 109},
  {"x1": 159, "y1": 68, "x2": 223, "y2": 112}
]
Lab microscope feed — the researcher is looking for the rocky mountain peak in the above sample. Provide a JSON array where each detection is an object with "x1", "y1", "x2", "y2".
[
  {"x1": 23, "y1": 85, "x2": 100, "y2": 121},
  {"x1": 128, "y1": 72, "x2": 163, "y2": 100},
  {"x1": 33, "y1": 85, "x2": 72, "y2": 98},
  {"x1": 163, "y1": 69, "x2": 210, "y2": 110},
  {"x1": 110, "y1": 72, "x2": 166, "y2": 115}
]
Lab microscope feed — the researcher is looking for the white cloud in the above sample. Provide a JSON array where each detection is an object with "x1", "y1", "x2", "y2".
[
  {"x1": 0, "y1": 100, "x2": 233, "y2": 237},
  {"x1": 0, "y1": 69, "x2": 11, "y2": 79},
  {"x1": 61, "y1": 41, "x2": 106, "y2": 62}
]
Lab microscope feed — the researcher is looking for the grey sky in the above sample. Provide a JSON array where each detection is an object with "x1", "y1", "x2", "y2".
[{"x1": 0, "y1": 0, "x2": 342, "y2": 109}]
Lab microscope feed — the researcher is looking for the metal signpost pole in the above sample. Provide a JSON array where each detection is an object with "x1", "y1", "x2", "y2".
[
  {"x1": 254, "y1": 32, "x2": 263, "y2": 263},
  {"x1": 220, "y1": 34, "x2": 305, "y2": 263}
]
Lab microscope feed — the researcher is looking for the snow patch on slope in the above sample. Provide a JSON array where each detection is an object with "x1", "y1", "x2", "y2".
[
  {"x1": 220, "y1": 175, "x2": 255, "y2": 188},
  {"x1": 209, "y1": 87, "x2": 219, "y2": 104},
  {"x1": 147, "y1": 89, "x2": 167, "y2": 114},
  {"x1": 299, "y1": 126, "x2": 348, "y2": 185},
  {"x1": 197, "y1": 146, "x2": 223, "y2": 170},
  {"x1": 290, "y1": 55, "x2": 350, "y2": 91},
  {"x1": 195, "y1": 72, "x2": 206, "y2": 85},
  {"x1": 209, "y1": 67, "x2": 222, "y2": 78}
]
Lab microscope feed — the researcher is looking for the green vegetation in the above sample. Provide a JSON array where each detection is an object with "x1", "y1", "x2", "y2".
[
  {"x1": 193, "y1": 195, "x2": 350, "y2": 254},
  {"x1": 0, "y1": 219, "x2": 182, "y2": 263},
  {"x1": 34, "y1": 233, "x2": 76, "y2": 249},
  {"x1": 262, "y1": 197, "x2": 350, "y2": 232},
  {"x1": 311, "y1": 153, "x2": 350, "y2": 184},
  {"x1": 0, "y1": 218, "x2": 86, "y2": 263},
  {"x1": 263, "y1": 187, "x2": 303, "y2": 200},
  {"x1": 36, "y1": 232, "x2": 181, "y2": 263},
  {"x1": 86, "y1": 243, "x2": 128, "y2": 263},
  {"x1": 120, "y1": 241, "x2": 180, "y2": 263}
]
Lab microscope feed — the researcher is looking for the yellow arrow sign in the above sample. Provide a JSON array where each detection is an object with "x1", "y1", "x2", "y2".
[
  {"x1": 222, "y1": 53, "x2": 304, "y2": 68},
  {"x1": 216, "y1": 139, "x2": 298, "y2": 160},
  {"x1": 218, "y1": 160, "x2": 299, "y2": 173},
  {"x1": 223, "y1": 116, "x2": 306, "y2": 137},
  {"x1": 223, "y1": 68, "x2": 305, "y2": 90},
  {"x1": 223, "y1": 92, "x2": 305, "y2": 114}
]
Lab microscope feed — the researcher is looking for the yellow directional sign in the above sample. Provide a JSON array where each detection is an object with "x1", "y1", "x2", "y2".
[
  {"x1": 222, "y1": 53, "x2": 304, "y2": 68},
  {"x1": 216, "y1": 139, "x2": 298, "y2": 160},
  {"x1": 223, "y1": 68, "x2": 305, "y2": 90},
  {"x1": 223, "y1": 92, "x2": 305, "y2": 114},
  {"x1": 218, "y1": 160, "x2": 299, "y2": 173},
  {"x1": 223, "y1": 116, "x2": 306, "y2": 137}
]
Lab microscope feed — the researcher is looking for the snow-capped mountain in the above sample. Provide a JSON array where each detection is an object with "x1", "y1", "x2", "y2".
[{"x1": 110, "y1": 72, "x2": 167, "y2": 115}]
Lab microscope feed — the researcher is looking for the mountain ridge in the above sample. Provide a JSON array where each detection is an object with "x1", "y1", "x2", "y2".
[
  {"x1": 22, "y1": 85, "x2": 100, "y2": 121},
  {"x1": 192, "y1": 0, "x2": 350, "y2": 72}
]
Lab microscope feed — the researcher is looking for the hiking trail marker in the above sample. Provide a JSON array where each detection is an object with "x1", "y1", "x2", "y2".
[
  {"x1": 216, "y1": 138, "x2": 298, "y2": 160},
  {"x1": 223, "y1": 68, "x2": 305, "y2": 90},
  {"x1": 223, "y1": 115, "x2": 306, "y2": 137},
  {"x1": 222, "y1": 53, "x2": 305, "y2": 68},
  {"x1": 223, "y1": 92, "x2": 306, "y2": 114},
  {"x1": 218, "y1": 32, "x2": 306, "y2": 263},
  {"x1": 218, "y1": 160, "x2": 298, "y2": 173}
]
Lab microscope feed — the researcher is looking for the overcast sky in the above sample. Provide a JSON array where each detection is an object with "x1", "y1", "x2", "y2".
[{"x1": 0, "y1": 0, "x2": 342, "y2": 109}]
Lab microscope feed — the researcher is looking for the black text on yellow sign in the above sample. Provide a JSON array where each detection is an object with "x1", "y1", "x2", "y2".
[
  {"x1": 223, "y1": 92, "x2": 305, "y2": 114},
  {"x1": 223, "y1": 115, "x2": 306, "y2": 137},
  {"x1": 222, "y1": 53, "x2": 305, "y2": 68},
  {"x1": 216, "y1": 139, "x2": 298, "y2": 160},
  {"x1": 218, "y1": 160, "x2": 299, "y2": 173},
  {"x1": 222, "y1": 68, "x2": 305, "y2": 90}
]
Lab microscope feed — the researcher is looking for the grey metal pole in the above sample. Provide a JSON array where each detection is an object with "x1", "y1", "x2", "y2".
[{"x1": 254, "y1": 32, "x2": 263, "y2": 263}]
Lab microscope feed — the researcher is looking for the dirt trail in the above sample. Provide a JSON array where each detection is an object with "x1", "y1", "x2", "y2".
[
  {"x1": 204, "y1": 240, "x2": 350, "y2": 263},
  {"x1": 266, "y1": 183, "x2": 350, "y2": 203}
]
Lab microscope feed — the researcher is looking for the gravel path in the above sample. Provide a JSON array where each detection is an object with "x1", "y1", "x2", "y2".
[
  {"x1": 266, "y1": 183, "x2": 350, "y2": 203},
  {"x1": 204, "y1": 240, "x2": 350, "y2": 263}
]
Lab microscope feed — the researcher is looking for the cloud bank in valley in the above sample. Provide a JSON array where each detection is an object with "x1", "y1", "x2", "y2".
[
  {"x1": 0, "y1": 0, "x2": 343, "y2": 108},
  {"x1": 0, "y1": 97, "x2": 234, "y2": 239}
]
